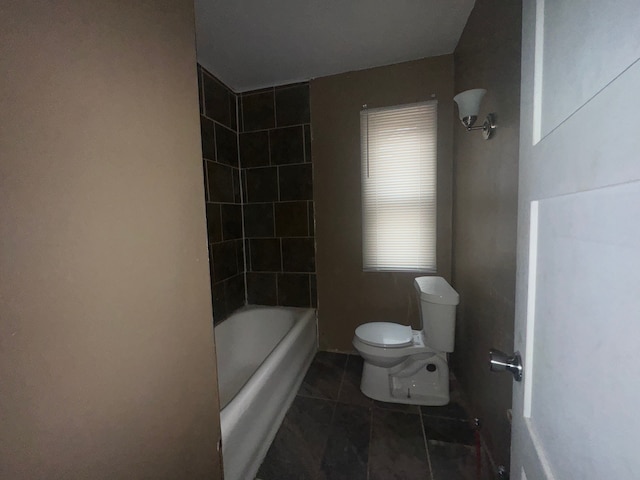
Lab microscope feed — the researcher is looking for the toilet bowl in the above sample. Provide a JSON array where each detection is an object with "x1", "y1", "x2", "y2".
[
  {"x1": 352, "y1": 276, "x2": 459, "y2": 406},
  {"x1": 353, "y1": 322, "x2": 431, "y2": 367}
]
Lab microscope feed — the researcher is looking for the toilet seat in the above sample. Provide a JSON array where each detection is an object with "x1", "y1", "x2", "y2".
[{"x1": 355, "y1": 322, "x2": 413, "y2": 348}]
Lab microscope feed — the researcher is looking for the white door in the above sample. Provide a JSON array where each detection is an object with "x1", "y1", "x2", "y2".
[{"x1": 512, "y1": 1, "x2": 640, "y2": 479}]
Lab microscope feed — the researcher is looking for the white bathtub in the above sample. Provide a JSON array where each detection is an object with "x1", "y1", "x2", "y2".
[{"x1": 215, "y1": 306, "x2": 317, "y2": 480}]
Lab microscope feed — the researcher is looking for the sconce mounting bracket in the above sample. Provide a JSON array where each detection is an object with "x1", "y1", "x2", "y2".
[{"x1": 482, "y1": 113, "x2": 496, "y2": 140}]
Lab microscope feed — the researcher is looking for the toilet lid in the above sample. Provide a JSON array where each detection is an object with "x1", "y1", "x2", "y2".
[{"x1": 355, "y1": 322, "x2": 413, "y2": 348}]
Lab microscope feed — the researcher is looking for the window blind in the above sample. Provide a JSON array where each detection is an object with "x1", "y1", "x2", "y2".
[{"x1": 361, "y1": 101, "x2": 437, "y2": 272}]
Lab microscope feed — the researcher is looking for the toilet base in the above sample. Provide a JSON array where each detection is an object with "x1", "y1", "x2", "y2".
[{"x1": 360, "y1": 353, "x2": 450, "y2": 406}]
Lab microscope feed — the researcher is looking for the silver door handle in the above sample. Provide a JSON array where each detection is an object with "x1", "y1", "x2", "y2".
[{"x1": 489, "y1": 349, "x2": 523, "y2": 382}]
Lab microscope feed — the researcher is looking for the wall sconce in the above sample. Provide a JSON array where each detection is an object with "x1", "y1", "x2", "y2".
[{"x1": 453, "y1": 88, "x2": 496, "y2": 140}]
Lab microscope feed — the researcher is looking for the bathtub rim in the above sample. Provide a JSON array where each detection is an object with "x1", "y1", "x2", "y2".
[
  {"x1": 218, "y1": 306, "x2": 314, "y2": 416},
  {"x1": 218, "y1": 306, "x2": 317, "y2": 480}
]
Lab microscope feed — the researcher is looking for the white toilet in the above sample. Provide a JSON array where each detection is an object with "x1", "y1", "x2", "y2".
[{"x1": 352, "y1": 276, "x2": 459, "y2": 406}]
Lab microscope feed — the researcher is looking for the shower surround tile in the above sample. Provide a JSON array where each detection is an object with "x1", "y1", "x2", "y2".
[
  {"x1": 246, "y1": 272, "x2": 277, "y2": 306},
  {"x1": 281, "y1": 238, "x2": 315, "y2": 272},
  {"x1": 221, "y1": 204, "x2": 243, "y2": 240},
  {"x1": 242, "y1": 90, "x2": 275, "y2": 131},
  {"x1": 304, "y1": 124, "x2": 312, "y2": 162},
  {"x1": 278, "y1": 163, "x2": 313, "y2": 201},
  {"x1": 310, "y1": 274, "x2": 317, "y2": 308},
  {"x1": 249, "y1": 238, "x2": 281, "y2": 272},
  {"x1": 240, "y1": 82, "x2": 316, "y2": 309},
  {"x1": 203, "y1": 73, "x2": 233, "y2": 128},
  {"x1": 200, "y1": 115, "x2": 216, "y2": 161},
  {"x1": 277, "y1": 273, "x2": 311, "y2": 307},
  {"x1": 199, "y1": 65, "x2": 244, "y2": 324},
  {"x1": 240, "y1": 131, "x2": 270, "y2": 167},
  {"x1": 207, "y1": 161, "x2": 236, "y2": 204},
  {"x1": 275, "y1": 201, "x2": 309, "y2": 237},
  {"x1": 270, "y1": 126, "x2": 305, "y2": 165},
  {"x1": 199, "y1": 66, "x2": 317, "y2": 319},
  {"x1": 211, "y1": 240, "x2": 239, "y2": 282},
  {"x1": 245, "y1": 167, "x2": 278, "y2": 203},
  {"x1": 275, "y1": 83, "x2": 310, "y2": 127},
  {"x1": 224, "y1": 274, "x2": 245, "y2": 315},
  {"x1": 244, "y1": 203, "x2": 275, "y2": 237},
  {"x1": 215, "y1": 123, "x2": 239, "y2": 167},
  {"x1": 206, "y1": 203, "x2": 222, "y2": 243}
]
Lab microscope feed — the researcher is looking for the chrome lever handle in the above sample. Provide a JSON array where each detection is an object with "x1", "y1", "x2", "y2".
[{"x1": 489, "y1": 349, "x2": 523, "y2": 382}]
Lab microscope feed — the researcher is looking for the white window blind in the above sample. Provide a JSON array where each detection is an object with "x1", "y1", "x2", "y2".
[{"x1": 361, "y1": 101, "x2": 437, "y2": 272}]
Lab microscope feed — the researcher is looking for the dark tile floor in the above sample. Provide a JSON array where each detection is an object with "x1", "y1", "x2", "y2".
[{"x1": 257, "y1": 352, "x2": 494, "y2": 480}]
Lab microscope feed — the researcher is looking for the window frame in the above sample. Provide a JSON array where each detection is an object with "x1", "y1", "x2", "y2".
[{"x1": 360, "y1": 100, "x2": 438, "y2": 273}]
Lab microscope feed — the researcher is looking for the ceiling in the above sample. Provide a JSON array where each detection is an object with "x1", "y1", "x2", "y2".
[{"x1": 194, "y1": 0, "x2": 475, "y2": 92}]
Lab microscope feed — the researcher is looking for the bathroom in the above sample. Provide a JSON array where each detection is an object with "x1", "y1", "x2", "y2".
[
  {"x1": 4, "y1": 0, "x2": 639, "y2": 479},
  {"x1": 198, "y1": 0, "x2": 520, "y2": 477}
]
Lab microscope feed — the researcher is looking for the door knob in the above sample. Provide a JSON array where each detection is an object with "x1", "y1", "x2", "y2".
[{"x1": 489, "y1": 349, "x2": 523, "y2": 382}]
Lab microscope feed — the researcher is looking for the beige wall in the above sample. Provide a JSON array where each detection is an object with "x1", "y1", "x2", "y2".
[
  {"x1": 311, "y1": 56, "x2": 454, "y2": 352},
  {"x1": 0, "y1": 2, "x2": 222, "y2": 478},
  {"x1": 452, "y1": 0, "x2": 522, "y2": 468}
]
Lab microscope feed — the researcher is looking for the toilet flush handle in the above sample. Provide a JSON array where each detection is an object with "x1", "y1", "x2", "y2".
[{"x1": 489, "y1": 349, "x2": 523, "y2": 382}]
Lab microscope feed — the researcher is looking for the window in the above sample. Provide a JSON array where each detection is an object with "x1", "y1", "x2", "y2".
[{"x1": 360, "y1": 101, "x2": 437, "y2": 272}]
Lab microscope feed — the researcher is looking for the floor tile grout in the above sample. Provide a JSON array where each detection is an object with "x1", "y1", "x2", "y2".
[
  {"x1": 420, "y1": 406, "x2": 435, "y2": 480},
  {"x1": 335, "y1": 354, "x2": 349, "y2": 401},
  {"x1": 312, "y1": 353, "x2": 347, "y2": 480},
  {"x1": 366, "y1": 406, "x2": 373, "y2": 480},
  {"x1": 260, "y1": 352, "x2": 482, "y2": 480}
]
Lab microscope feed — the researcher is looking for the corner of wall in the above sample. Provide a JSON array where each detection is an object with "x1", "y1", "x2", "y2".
[{"x1": 451, "y1": 0, "x2": 523, "y2": 469}]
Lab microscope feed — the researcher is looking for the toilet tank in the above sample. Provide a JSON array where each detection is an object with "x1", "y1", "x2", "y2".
[{"x1": 414, "y1": 276, "x2": 459, "y2": 352}]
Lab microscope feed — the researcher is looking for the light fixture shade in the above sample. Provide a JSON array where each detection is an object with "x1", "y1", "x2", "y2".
[{"x1": 453, "y1": 88, "x2": 487, "y2": 120}]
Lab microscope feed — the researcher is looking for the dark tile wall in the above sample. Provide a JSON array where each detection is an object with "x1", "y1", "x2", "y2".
[
  {"x1": 198, "y1": 66, "x2": 245, "y2": 323},
  {"x1": 239, "y1": 83, "x2": 317, "y2": 308},
  {"x1": 198, "y1": 67, "x2": 317, "y2": 317}
]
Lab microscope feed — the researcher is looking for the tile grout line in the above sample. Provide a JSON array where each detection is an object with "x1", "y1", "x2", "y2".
[
  {"x1": 312, "y1": 355, "x2": 348, "y2": 480},
  {"x1": 240, "y1": 122, "x2": 311, "y2": 135},
  {"x1": 335, "y1": 354, "x2": 349, "y2": 405},
  {"x1": 420, "y1": 405, "x2": 435, "y2": 480},
  {"x1": 234, "y1": 92, "x2": 249, "y2": 307},
  {"x1": 243, "y1": 161, "x2": 309, "y2": 170},
  {"x1": 367, "y1": 402, "x2": 373, "y2": 480},
  {"x1": 315, "y1": 397, "x2": 339, "y2": 480},
  {"x1": 272, "y1": 87, "x2": 277, "y2": 128},
  {"x1": 339, "y1": 355, "x2": 373, "y2": 480}
]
